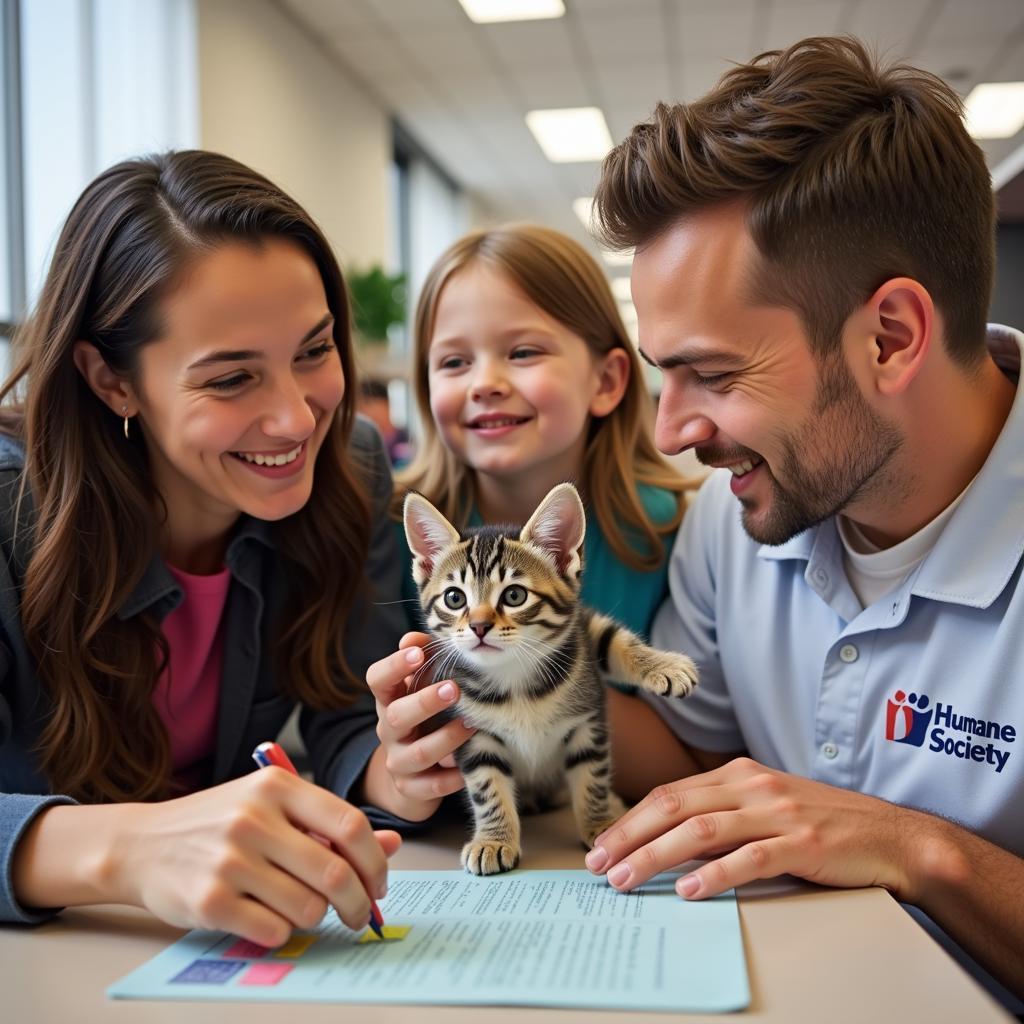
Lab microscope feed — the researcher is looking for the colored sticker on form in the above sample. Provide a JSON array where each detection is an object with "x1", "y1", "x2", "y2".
[{"x1": 358, "y1": 925, "x2": 412, "y2": 943}]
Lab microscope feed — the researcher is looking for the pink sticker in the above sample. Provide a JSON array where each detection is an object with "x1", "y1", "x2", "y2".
[
  {"x1": 223, "y1": 939, "x2": 269, "y2": 959},
  {"x1": 240, "y1": 962, "x2": 293, "y2": 986}
]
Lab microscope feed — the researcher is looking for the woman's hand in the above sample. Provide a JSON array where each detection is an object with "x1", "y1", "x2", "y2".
[
  {"x1": 12, "y1": 773, "x2": 401, "y2": 948},
  {"x1": 362, "y1": 631, "x2": 476, "y2": 822}
]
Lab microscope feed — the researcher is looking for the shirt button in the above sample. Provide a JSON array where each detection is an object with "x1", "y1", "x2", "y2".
[
  {"x1": 814, "y1": 568, "x2": 829, "y2": 585},
  {"x1": 822, "y1": 742, "x2": 839, "y2": 759},
  {"x1": 839, "y1": 644, "x2": 859, "y2": 663}
]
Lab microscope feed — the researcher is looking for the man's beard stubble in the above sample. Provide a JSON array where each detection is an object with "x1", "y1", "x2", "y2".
[{"x1": 700, "y1": 354, "x2": 907, "y2": 546}]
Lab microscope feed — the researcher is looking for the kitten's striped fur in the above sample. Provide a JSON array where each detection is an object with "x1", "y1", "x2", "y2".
[{"x1": 405, "y1": 483, "x2": 697, "y2": 875}]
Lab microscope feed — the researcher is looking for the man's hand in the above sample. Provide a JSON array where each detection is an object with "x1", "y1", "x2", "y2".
[{"x1": 585, "y1": 756, "x2": 917, "y2": 901}]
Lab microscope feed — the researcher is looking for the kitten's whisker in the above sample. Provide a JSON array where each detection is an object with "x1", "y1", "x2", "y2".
[
  {"x1": 517, "y1": 636, "x2": 574, "y2": 674},
  {"x1": 514, "y1": 639, "x2": 565, "y2": 689},
  {"x1": 512, "y1": 642, "x2": 563, "y2": 694},
  {"x1": 411, "y1": 641, "x2": 461, "y2": 691},
  {"x1": 413, "y1": 648, "x2": 449, "y2": 678},
  {"x1": 516, "y1": 630, "x2": 570, "y2": 653},
  {"x1": 509, "y1": 646, "x2": 527, "y2": 678},
  {"x1": 435, "y1": 651, "x2": 464, "y2": 693}
]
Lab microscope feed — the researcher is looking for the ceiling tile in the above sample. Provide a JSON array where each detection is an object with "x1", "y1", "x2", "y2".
[
  {"x1": 761, "y1": 1, "x2": 847, "y2": 53},
  {"x1": 574, "y1": 9, "x2": 666, "y2": 61},
  {"x1": 672, "y1": 0, "x2": 759, "y2": 58},
  {"x1": 370, "y1": 70, "x2": 431, "y2": 110},
  {"x1": 988, "y1": 32, "x2": 1024, "y2": 81},
  {"x1": 842, "y1": 0, "x2": 933, "y2": 55},
  {"x1": 505, "y1": 66, "x2": 592, "y2": 108},
  {"x1": 368, "y1": 0, "x2": 463, "y2": 29},
  {"x1": 571, "y1": 0, "x2": 663, "y2": 13},
  {"x1": 594, "y1": 60, "x2": 673, "y2": 106},
  {"x1": 914, "y1": 38, "x2": 1007, "y2": 90},
  {"x1": 680, "y1": 56, "x2": 735, "y2": 102},
  {"x1": 279, "y1": 0, "x2": 378, "y2": 33},
  {"x1": 283, "y1": 0, "x2": 1024, "y2": 247},
  {"x1": 397, "y1": 26, "x2": 494, "y2": 72},
  {"x1": 438, "y1": 72, "x2": 519, "y2": 117},
  {"x1": 326, "y1": 32, "x2": 410, "y2": 78},
  {"x1": 922, "y1": 0, "x2": 1024, "y2": 44},
  {"x1": 480, "y1": 18, "x2": 577, "y2": 66}
]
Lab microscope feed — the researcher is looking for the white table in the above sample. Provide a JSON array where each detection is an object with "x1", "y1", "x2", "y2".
[{"x1": 3, "y1": 806, "x2": 1011, "y2": 1023}]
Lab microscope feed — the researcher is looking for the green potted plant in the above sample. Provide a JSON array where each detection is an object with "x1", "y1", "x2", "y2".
[{"x1": 346, "y1": 265, "x2": 407, "y2": 344}]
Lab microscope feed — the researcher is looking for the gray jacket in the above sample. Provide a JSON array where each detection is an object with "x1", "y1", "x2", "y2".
[{"x1": 0, "y1": 417, "x2": 408, "y2": 923}]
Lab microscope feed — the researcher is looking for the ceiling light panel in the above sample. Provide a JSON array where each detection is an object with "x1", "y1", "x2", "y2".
[
  {"x1": 526, "y1": 107, "x2": 613, "y2": 162},
  {"x1": 459, "y1": 0, "x2": 565, "y2": 24},
  {"x1": 964, "y1": 82, "x2": 1024, "y2": 139}
]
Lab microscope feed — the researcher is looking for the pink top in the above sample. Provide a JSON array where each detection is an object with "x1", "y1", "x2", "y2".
[{"x1": 153, "y1": 563, "x2": 232, "y2": 794}]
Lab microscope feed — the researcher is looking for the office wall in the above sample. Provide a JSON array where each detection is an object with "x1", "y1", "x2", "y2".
[{"x1": 197, "y1": 0, "x2": 393, "y2": 269}]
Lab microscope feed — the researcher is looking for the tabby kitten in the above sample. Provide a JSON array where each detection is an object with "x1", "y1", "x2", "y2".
[{"x1": 404, "y1": 482, "x2": 698, "y2": 876}]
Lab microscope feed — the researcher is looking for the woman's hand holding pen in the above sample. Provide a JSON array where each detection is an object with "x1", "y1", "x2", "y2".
[
  {"x1": 111, "y1": 772, "x2": 400, "y2": 947},
  {"x1": 361, "y1": 631, "x2": 476, "y2": 821}
]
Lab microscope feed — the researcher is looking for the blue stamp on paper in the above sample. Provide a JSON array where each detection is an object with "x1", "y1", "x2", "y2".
[{"x1": 170, "y1": 958, "x2": 246, "y2": 984}]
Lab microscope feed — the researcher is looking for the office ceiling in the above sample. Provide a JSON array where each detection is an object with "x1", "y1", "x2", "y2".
[{"x1": 280, "y1": 0, "x2": 1024, "y2": 255}]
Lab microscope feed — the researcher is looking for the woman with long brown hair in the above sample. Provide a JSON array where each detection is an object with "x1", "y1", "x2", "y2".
[{"x1": 0, "y1": 150, "x2": 406, "y2": 946}]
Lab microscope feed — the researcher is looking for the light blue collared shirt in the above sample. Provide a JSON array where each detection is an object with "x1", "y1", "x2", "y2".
[{"x1": 647, "y1": 325, "x2": 1024, "y2": 1011}]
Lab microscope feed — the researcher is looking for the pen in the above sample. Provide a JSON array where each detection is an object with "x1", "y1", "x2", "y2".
[{"x1": 251, "y1": 741, "x2": 385, "y2": 939}]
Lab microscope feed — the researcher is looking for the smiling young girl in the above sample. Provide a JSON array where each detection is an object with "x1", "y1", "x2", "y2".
[
  {"x1": 355, "y1": 224, "x2": 695, "y2": 824},
  {"x1": 0, "y1": 150, "x2": 407, "y2": 945}
]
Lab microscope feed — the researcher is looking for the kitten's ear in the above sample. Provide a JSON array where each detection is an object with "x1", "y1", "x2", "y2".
[
  {"x1": 404, "y1": 492, "x2": 460, "y2": 585},
  {"x1": 520, "y1": 483, "x2": 586, "y2": 577}
]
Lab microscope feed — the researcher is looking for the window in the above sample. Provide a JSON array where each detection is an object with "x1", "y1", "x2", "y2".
[
  {"x1": 0, "y1": 0, "x2": 24, "y2": 376},
  {"x1": 19, "y1": 0, "x2": 198, "y2": 303},
  {"x1": 390, "y1": 122, "x2": 467, "y2": 438}
]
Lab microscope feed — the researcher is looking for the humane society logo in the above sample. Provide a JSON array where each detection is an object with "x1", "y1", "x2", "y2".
[
  {"x1": 884, "y1": 690, "x2": 1015, "y2": 774},
  {"x1": 885, "y1": 690, "x2": 933, "y2": 746}
]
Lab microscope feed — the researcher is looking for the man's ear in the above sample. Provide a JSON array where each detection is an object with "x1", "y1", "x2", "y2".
[
  {"x1": 72, "y1": 341, "x2": 136, "y2": 416},
  {"x1": 404, "y1": 492, "x2": 460, "y2": 585},
  {"x1": 588, "y1": 346, "x2": 631, "y2": 418},
  {"x1": 853, "y1": 278, "x2": 934, "y2": 398}
]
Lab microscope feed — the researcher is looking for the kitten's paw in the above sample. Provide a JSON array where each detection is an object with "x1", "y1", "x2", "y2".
[
  {"x1": 581, "y1": 823, "x2": 614, "y2": 849},
  {"x1": 580, "y1": 796, "x2": 627, "y2": 848},
  {"x1": 462, "y1": 839, "x2": 520, "y2": 875},
  {"x1": 640, "y1": 651, "x2": 698, "y2": 698}
]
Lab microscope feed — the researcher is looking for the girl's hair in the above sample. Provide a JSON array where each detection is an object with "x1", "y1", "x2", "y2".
[
  {"x1": 394, "y1": 223, "x2": 692, "y2": 571},
  {"x1": 0, "y1": 150, "x2": 370, "y2": 803}
]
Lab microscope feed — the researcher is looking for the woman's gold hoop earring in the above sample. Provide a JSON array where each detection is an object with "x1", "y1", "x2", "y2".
[{"x1": 122, "y1": 405, "x2": 130, "y2": 440}]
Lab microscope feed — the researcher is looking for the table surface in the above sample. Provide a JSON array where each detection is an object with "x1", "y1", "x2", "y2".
[{"x1": 3, "y1": 807, "x2": 1012, "y2": 1023}]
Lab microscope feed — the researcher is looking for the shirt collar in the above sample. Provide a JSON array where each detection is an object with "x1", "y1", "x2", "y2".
[
  {"x1": 116, "y1": 515, "x2": 277, "y2": 620},
  {"x1": 911, "y1": 325, "x2": 1024, "y2": 607},
  {"x1": 756, "y1": 324, "x2": 1024, "y2": 608}
]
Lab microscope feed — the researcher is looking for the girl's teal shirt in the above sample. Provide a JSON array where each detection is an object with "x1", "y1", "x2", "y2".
[{"x1": 395, "y1": 484, "x2": 681, "y2": 639}]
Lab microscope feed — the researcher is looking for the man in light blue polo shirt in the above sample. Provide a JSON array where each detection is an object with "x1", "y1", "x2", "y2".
[{"x1": 584, "y1": 36, "x2": 1024, "y2": 1010}]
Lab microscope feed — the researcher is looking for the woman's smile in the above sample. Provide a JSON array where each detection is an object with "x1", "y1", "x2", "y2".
[{"x1": 229, "y1": 440, "x2": 308, "y2": 478}]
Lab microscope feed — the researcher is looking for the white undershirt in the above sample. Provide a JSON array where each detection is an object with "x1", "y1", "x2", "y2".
[{"x1": 837, "y1": 480, "x2": 974, "y2": 608}]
